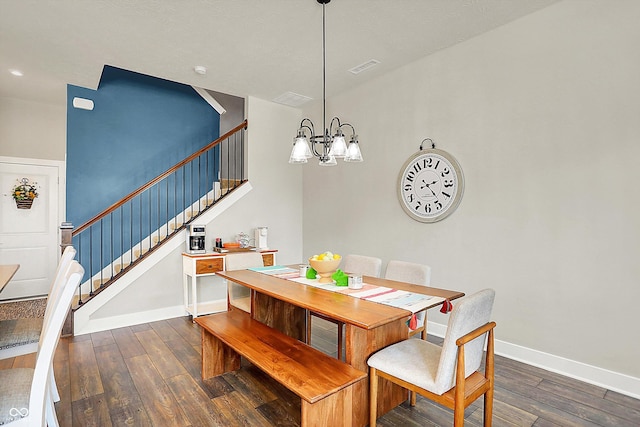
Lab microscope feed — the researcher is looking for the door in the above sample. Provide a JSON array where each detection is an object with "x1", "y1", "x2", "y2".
[{"x1": 0, "y1": 158, "x2": 63, "y2": 300}]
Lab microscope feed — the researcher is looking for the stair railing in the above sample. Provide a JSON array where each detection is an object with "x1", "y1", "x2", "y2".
[{"x1": 71, "y1": 120, "x2": 247, "y2": 306}]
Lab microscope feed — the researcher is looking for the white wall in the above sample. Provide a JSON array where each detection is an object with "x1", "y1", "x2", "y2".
[
  {"x1": 205, "y1": 96, "x2": 304, "y2": 266},
  {"x1": 0, "y1": 97, "x2": 66, "y2": 160},
  {"x1": 303, "y1": 0, "x2": 640, "y2": 396}
]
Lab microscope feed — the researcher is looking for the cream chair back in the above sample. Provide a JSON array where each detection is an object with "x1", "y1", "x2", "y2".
[
  {"x1": 384, "y1": 260, "x2": 432, "y2": 338},
  {"x1": 434, "y1": 288, "x2": 495, "y2": 394},
  {"x1": 384, "y1": 260, "x2": 431, "y2": 286},
  {"x1": 225, "y1": 252, "x2": 264, "y2": 271},
  {"x1": 225, "y1": 252, "x2": 264, "y2": 313},
  {"x1": 342, "y1": 254, "x2": 382, "y2": 278}
]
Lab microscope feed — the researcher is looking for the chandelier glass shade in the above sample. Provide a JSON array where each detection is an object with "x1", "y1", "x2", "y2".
[{"x1": 288, "y1": 0, "x2": 363, "y2": 166}]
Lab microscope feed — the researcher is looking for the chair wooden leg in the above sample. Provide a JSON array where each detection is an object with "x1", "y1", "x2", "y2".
[
  {"x1": 454, "y1": 345, "x2": 466, "y2": 427},
  {"x1": 369, "y1": 367, "x2": 378, "y2": 427},
  {"x1": 336, "y1": 322, "x2": 343, "y2": 360},
  {"x1": 421, "y1": 311, "x2": 428, "y2": 340},
  {"x1": 484, "y1": 327, "x2": 495, "y2": 426},
  {"x1": 306, "y1": 310, "x2": 312, "y2": 344},
  {"x1": 410, "y1": 390, "x2": 416, "y2": 406},
  {"x1": 484, "y1": 388, "x2": 494, "y2": 427}
]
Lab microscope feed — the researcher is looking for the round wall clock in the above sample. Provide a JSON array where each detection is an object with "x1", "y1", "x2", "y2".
[{"x1": 397, "y1": 143, "x2": 464, "y2": 223}]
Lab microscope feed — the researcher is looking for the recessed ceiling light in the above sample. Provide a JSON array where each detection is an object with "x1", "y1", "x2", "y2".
[
  {"x1": 194, "y1": 66, "x2": 207, "y2": 75},
  {"x1": 9, "y1": 69, "x2": 23, "y2": 77}
]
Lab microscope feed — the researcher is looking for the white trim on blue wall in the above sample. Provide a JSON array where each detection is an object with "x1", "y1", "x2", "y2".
[{"x1": 193, "y1": 87, "x2": 226, "y2": 115}]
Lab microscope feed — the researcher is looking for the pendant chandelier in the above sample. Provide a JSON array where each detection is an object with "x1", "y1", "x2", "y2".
[{"x1": 288, "y1": 0, "x2": 363, "y2": 166}]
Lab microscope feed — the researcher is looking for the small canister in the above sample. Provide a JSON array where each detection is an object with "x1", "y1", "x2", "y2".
[
  {"x1": 348, "y1": 275, "x2": 363, "y2": 290},
  {"x1": 299, "y1": 264, "x2": 308, "y2": 277}
]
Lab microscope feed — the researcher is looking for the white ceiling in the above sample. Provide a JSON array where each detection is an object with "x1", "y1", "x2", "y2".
[{"x1": 1, "y1": 0, "x2": 560, "y2": 107}]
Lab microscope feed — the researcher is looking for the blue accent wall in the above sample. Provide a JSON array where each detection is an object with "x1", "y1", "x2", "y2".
[{"x1": 67, "y1": 65, "x2": 220, "y2": 226}]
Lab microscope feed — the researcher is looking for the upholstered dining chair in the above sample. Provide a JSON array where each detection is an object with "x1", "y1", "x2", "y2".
[
  {"x1": 384, "y1": 260, "x2": 432, "y2": 340},
  {"x1": 341, "y1": 254, "x2": 383, "y2": 278},
  {"x1": 307, "y1": 254, "x2": 382, "y2": 360},
  {"x1": 368, "y1": 288, "x2": 496, "y2": 427},
  {"x1": 0, "y1": 260, "x2": 84, "y2": 426},
  {"x1": 224, "y1": 252, "x2": 264, "y2": 313},
  {"x1": 0, "y1": 245, "x2": 77, "y2": 403},
  {"x1": 0, "y1": 246, "x2": 76, "y2": 358}
]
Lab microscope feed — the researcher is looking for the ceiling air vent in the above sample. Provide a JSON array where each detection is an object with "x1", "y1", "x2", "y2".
[
  {"x1": 273, "y1": 92, "x2": 313, "y2": 107},
  {"x1": 348, "y1": 59, "x2": 380, "y2": 75}
]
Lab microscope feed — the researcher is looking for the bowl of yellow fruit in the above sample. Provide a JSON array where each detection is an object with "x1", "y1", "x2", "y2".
[{"x1": 308, "y1": 251, "x2": 342, "y2": 283}]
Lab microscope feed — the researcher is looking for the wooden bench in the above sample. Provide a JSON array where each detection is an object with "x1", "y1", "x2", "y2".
[{"x1": 195, "y1": 309, "x2": 367, "y2": 426}]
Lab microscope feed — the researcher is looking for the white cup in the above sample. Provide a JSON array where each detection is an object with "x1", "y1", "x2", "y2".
[
  {"x1": 348, "y1": 275, "x2": 363, "y2": 289},
  {"x1": 299, "y1": 264, "x2": 308, "y2": 276}
]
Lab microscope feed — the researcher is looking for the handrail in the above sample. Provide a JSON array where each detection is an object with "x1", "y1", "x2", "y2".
[{"x1": 73, "y1": 119, "x2": 248, "y2": 235}]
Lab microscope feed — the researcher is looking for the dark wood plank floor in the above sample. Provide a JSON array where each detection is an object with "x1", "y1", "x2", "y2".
[{"x1": 2, "y1": 316, "x2": 639, "y2": 426}]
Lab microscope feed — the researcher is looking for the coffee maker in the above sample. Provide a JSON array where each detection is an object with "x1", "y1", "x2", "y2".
[{"x1": 186, "y1": 224, "x2": 206, "y2": 254}]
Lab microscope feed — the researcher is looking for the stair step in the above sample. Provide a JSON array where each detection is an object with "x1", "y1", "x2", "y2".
[
  {"x1": 220, "y1": 178, "x2": 242, "y2": 190},
  {"x1": 170, "y1": 222, "x2": 183, "y2": 231},
  {"x1": 134, "y1": 247, "x2": 150, "y2": 258},
  {"x1": 93, "y1": 278, "x2": 110, "y2": 289},
  {"x1": 114, "y1": 263, "x2": 131, "y2": 273}
]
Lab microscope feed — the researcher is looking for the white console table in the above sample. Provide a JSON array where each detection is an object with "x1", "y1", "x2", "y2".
[{"x1": 181, "y1": 250, "x2": 277, "y2": 318}]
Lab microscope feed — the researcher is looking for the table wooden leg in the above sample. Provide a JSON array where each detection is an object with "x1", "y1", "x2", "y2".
[
  {"x1": 345, "y1": 319, "x2": 407, "y2": 427},
  {"x1": 253, "y1": 292, "x2": 306, "y2": 340}
]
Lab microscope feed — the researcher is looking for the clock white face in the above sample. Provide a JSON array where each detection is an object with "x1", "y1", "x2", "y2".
[{"x1": 397, "y1": 149, "x2": 464, "y2": 223}]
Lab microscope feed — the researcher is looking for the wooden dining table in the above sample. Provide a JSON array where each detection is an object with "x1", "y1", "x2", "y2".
[
  {"x1": 0, "y1": 264, "x2": 20, "y2": 293},
  {"x1": 216, "y1": 267, "x2": 464, "y2": 427}
]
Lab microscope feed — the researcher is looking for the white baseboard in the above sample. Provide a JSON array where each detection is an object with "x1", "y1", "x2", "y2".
[
  {"x1": 75, "y1": 304, "x2": 187, "y2": 336},
  {"x1": 427, "y1": 321, "x2": 640, "y2": 399}
]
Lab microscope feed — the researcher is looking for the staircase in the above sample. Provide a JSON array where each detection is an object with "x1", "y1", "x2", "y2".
[{"x1": 69, "y1": 121, "x2": 247, "y2": 313}]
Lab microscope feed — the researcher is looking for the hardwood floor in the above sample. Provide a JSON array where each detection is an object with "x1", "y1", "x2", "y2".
[{"x1": 2, "y1": 316, "x2": 639, "y2": 426}]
